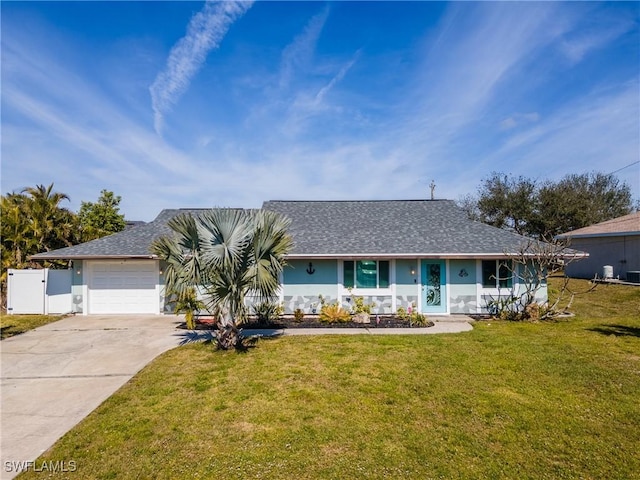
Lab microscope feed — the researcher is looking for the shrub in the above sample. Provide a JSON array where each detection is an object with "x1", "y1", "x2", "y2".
[
  {"x1": 174, "y1": 287, "x2": 206, "y2": 330},
  {"x1": 396, "y1": 306, "x2": 429, "y2": 326},
  {"x1": 252, "y1": 301, "x2": 283, "y2": 324},
  {"x1": 409, "y1": 312, "x2": 429, "y2": 327},
  {"x1": 319, "y1": 303, "x2": 351, "y2": 324},
  {"x1": 487, "y1": 296, "x2": 522, "y2": 321},
  {"x1": 352, "y1": 295, "x2": 373, "y2": 314},
  {"x1": 487, "y1": 295, "x2": 551, "y2": 322},
  {"x1": 293, "y1": 308, "x2": 305, "y2": 322},
  {"x1": 524, "y1": 303, "x2": 541, "y2": 321},
  {"x1": 347, "y1": 289, "x2": 374, "y2": 314}
]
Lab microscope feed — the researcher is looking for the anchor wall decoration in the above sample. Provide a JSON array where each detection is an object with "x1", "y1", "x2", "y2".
[{"x1": 306, "y1": 262, "x2": 316, "y2": 275}]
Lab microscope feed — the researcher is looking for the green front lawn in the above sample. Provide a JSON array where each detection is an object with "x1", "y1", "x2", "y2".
[
  {"x1": 0, "y1": 314, "x2": 64, "y2": 339},
  {"x1": 20, "y1": 278, "x2": 640, "y2": 479}
]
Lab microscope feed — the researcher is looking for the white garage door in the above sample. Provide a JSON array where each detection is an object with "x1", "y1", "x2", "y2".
[{"x1": 87, "y1": 261, "x2": 159, "y2": 314}]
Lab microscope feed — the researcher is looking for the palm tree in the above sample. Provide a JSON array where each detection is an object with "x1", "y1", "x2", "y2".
[
  {"x1": 152, "y1": 209, "x2": 292, "y2": 349},
  {"x1": 21, "y1": 183, "x2": 75, "y2": 252}
]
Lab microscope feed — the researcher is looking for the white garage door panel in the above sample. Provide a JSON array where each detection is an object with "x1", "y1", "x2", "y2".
[{"x1": 88, "y1": 261, "x2": 158, "y2": 314}]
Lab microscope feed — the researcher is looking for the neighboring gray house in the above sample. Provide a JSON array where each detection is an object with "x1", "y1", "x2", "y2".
[
  {"x1": 31, "y1": 199, "x2": 549, "y2": 315},
  {"x1": 557, "y1": 212, "x2": 640, "y2": 282}
]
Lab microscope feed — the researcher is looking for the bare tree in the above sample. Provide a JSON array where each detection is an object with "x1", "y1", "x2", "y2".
[{"x1": 486, "y1": 238, "x2": 594, "y2": 320}]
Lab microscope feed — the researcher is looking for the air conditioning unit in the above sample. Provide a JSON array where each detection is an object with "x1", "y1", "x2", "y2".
[{"x1": 626, "y1": 271, "x2": 640, "y2": 284}]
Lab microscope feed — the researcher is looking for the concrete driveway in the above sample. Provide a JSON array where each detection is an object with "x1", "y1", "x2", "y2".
[{"x1": 0, "y1": 315, "x2": 184, "y2": 480}]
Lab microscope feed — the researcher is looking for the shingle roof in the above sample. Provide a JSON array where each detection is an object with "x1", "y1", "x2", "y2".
[
  {"x1": 557, "y1": 212, "x2": 640, "y2": 238},
  {"x1": 262, "y1": 200, "x2": 536, "y2": 257},
  {"x1": 31, "y1": 200, "x2": 542, "y2": 260},
  {"x1": 30, "y1": 209, "x2": 210, "y2": 260}
]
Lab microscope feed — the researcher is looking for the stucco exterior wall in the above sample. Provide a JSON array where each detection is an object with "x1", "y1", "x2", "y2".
[
  {"x1": 449, "y1": 259, "x2": 477, "y2": 314},
  {"x1": 277, "y1": 257, "x2": 550, "y2": 316},
  {"x1": 282, "y1": 259, "x2": 339, "y2": 313},
  {"x1": 395, "y1": 259, "x2": 419, "y2": 312},
  {"x1": 160, "y1": 260, "x2": 172, "y2": 313},
  {"x1": 565, "y1": 235, "x2": 640, "y2": 280},
  {"x1": 71, "y1": 260, "x2": 84, "y2": 314}
]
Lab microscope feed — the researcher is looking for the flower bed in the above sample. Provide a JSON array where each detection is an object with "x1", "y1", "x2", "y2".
[{"x1": 190, "y1": 315, "x2": 434, "y2": 330}]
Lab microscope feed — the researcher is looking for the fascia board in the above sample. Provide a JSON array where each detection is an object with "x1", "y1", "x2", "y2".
[{"x1": 30, "y1": 254, "x2": 157, "y2": 260}]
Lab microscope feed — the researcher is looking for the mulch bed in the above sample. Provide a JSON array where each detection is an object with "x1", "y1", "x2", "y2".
[{"x1": 190, "y1": 315, "x2": 435, "y2": 330}]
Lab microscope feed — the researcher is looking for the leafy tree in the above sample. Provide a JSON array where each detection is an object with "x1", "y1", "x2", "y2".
[
  {"x1": 1, "y1": 193, "x2": 34, "y2": 269},
  {"x1": 457, "y1": 193, "x2": 481, "y2": 222},
  {"x1": 1, "y1": 194, "x2": 35, "y2": 306},
  {"x1": 152, "y1": 209, "x2": 292, "y2": 349},
  {"x1": 463, "y1": 172, "x2": 632, "y2": 239},
  {"x1": 1, "y1": 183, "x2": 76, "y2": 307},
  {"x1": 78, "y1": 190, "x2": 126, "y2": 241},
  {"x1": 474, "y1": 173, "x2": 537, "y2": 236},
  {"x1": 535, "y1": 173, "x2": 633, "y2": 238}
]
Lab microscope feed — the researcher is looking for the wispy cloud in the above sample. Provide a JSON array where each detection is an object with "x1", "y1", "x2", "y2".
[
  {"x1": 2, "y1": 1, "x2": 637, "y2": 219},
  {"x1": 244, "y1": 6, "x2": 352, "y2": 138},
  {"x1": 236, "y1": 2, "x2": 637, "y2": 203},
  {"x1": 1, "y1": 30, "x2": 203, "y2": 218},
  {"x1": 149, "y1": 0, "x2": 253, "y2": 135},
  {"x1": 500, "y1": 112, "x2": 540, "y2": 130},
  {"x1": 284, "y1": 49, "x2": 361, "y2": 130},
  {"x1": 408, "y1": 2, "x2": 566, "y2": 139},
  {"x1": 315, "y1": 50, "x2": 361, "y2": 105},
  {"x1": 559, "y1": 11, "x2": 636, "y2": 65},
  {"x1": 279, "y1": 5, "x2": 330, "y2": 89},
  {"x1": 492, "y1": 82, "x2": 639, "y2": 179}
]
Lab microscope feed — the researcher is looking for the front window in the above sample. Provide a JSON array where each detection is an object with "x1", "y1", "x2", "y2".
[
  {"x1": 344, "y1": 260, "x2": 389, "y2": 289},
  {"x1": 482, "y1": 260, "x2": 513, "y2": 288}
]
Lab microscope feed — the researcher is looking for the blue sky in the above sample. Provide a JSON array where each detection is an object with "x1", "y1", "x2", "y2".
[{"x1": 2, "y1": 1, "x2": 638, "y2": 221}]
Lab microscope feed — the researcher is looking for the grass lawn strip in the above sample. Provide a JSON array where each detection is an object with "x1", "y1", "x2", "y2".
[
  {"x1": 0, "y1": 314, "x2": 65, "y2": 340},
  {"x1": 18, "y1": 278, "x2": 640, "y2": 479}
]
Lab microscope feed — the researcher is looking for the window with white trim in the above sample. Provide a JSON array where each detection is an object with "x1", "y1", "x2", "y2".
[
  {"x1": 481, "y1": 260, "x2": 513, "y2": 288},
  {"x1": 343, "y1": 260, "x2": 389, "y2": 289}
]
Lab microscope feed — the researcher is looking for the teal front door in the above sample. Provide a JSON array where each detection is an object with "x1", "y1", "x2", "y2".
[{"x1": 421, "y1": 260, "x2": 446, "y2": 313}]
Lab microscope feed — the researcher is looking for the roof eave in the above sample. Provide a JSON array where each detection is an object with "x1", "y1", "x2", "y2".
[
  {"x1": 284, "y1": 252, "x2": 576, "y2": 259},
  {"x1": 556, "y1": 231, "x2": 640, "y2": 239},
  {"x1": 30, "y1": 254, "x2": 158, "y2": 261}
]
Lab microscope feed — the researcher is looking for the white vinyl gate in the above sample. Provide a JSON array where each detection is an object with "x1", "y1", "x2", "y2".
[{"x1": 7, "y1": 269, "x2": 73, "y2": 315}]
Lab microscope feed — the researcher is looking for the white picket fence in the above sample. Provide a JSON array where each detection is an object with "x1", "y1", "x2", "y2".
[{"x1": 7, "y1": 268, "x2": 73, "y2": 315}]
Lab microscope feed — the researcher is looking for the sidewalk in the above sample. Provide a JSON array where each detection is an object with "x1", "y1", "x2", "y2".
[{"x1": 243, "y1": 318, "x2": 474, "y2": 337}]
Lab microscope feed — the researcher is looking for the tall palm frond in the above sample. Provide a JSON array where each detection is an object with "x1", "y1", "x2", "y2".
[
  {"x1": 197, "y1": 209, "x2": 254, "y2": 322},
  {"x1": 22, "y1": 183, "x2": 70, "y2": 207},
  {"x1": 21, "y1": 183, "x2": 73, "y2": 252},
  {"x1": 151, "y1": 213, "x2": 203, "y2": 298},
  {"x1": 197, "y1": 209, "x2": 252, "y2": 271},
  {"x1": 248, "y1": 210, "x2": 292, "y2": 300}
]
